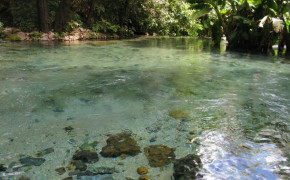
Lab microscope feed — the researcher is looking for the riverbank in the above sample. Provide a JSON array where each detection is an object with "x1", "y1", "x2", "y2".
[{"x1": 0, "y1": 27, "x2": 123, "y2": 42}]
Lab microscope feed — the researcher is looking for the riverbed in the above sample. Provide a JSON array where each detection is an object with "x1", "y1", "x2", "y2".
[{"x1": 0, "y1": 37, "x2": 289, "y2": 180}]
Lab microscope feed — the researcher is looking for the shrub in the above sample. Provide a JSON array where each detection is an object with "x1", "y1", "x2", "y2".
[{"x1": 30, "y1": 31, "x2": 43, "y2": 41}]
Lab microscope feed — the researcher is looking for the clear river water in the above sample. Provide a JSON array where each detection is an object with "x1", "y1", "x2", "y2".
[{"x1": 0, "y1": 37, "x2": 289, "y2": 180}]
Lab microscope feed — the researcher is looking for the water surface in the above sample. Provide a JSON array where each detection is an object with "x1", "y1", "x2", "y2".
[{"x1": 0, "y1": 37, "x2": 289, "y2": 179}]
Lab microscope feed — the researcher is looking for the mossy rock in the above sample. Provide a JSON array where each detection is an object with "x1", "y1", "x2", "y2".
[
  {"x1": 137, "y1": 166, "x2": 148, "y2": 175},
  {"x1": 79, "y1": 141, "x2": 98, "y2": 151},
  {"x1": 72, "y1": 150, "x2": 99, "y2": 163},
  {"x1": 169, "y1": 110, "x2": 189, "y2": 119},
  {"x1": 3, "y1": 33, "x2": 21, "y2": 41},
  {"x1": 173, "y1": 154, "x2": 202, "y2": 179},
  {"x1": 144, "y1": 144, "x2": 175, "y2": 167},
  {"x1": 100, "y1": 132, "x2": 141, "y2": 157}
]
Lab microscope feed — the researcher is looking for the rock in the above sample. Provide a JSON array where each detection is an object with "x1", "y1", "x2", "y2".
[
  {"x1": 173, "y1": 154, "x2": 202, "y2": 180},
  {"x1": 64, "y1": 126, "x2": 74, "y2": 132},
  {"x1": 3, "y1": 27, "x2": 21, "y2": 33},
  {"x1": 281, "y1": 59, "x2": 290, "y2": 64},
  {"x1": 137, "y1": 167, "x2": 148, "y2": 175},
  {"x1": 73, "y1": 150, "x2": 99, "y2": 163},
  {"x1": 80, "y1": 141, "x2": 98, "y2": 151},
  {"x1": 19, "y1": 157, "x2": 45, "y2": 166},
  {"x1": 54, "y1": 107, "x2": 64, "y2": 112},
  {"x1": 16, "y1": 32, "x2": 26, "y2": 40},
  {"x1": 55, "y1": 167, "x2": 66, "y2": 175},
  {"x1": 139, "y1": 175, "x2": 151, "y2": 180},
  {"x1": 62, "y1": 177, "x2": 73, "y2": 180},
  {"x1": 0, "y1": 164, "x2": 7, "y2": 171},
  {"x1": 120, "y1": 154, "x2": 127, "y2": 160},
  {"x1": 36, "y1": 147, "x2": 54, "y2": 157},
  {"x1": 149, "y1": 137, "x2": 156, "y2": 143},
  {"x1": 76, "y1": 174, "x2": 115, "y2": 180},
  {"x1": 39, "y1": 33, "x2": 49, "y2": 41},
  {"x1": 87, "y1": 165, "x2": 115, "y2": 174},
  {"x1": 48, "y1": 31, "x2": 55, "y2": 40},
  {"x1": 100, "y1": 132, "x2": 141, "y2": 157},
  {"x1": 70, "y1": 160, "x2": 87, "y2": 171},
  {"x1": 169, "y1": 110, "x2": 189, "y2": 119},
  {"x1": 144, "y1": 145, "x2": 175, "y2": 167}
]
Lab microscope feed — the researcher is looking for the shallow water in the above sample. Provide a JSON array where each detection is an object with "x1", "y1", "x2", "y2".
[{"x1": 0, "y1": 37, "x2": 289, "y2": 180}]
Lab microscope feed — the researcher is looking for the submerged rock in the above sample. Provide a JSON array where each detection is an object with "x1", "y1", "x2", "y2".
[
  {"x1": 137, "y1": 166, "x2": 148, "y2": 175},
  {"x1": 53, "y1": 107, "x2": 64, "y2": 112},
  {"x1": 69, "y1": 160, "x2": 87, "y2": 171},
  {"x1": 100, "y1": 133, "x2": 141, "y2": 157},
  {"x1": 76, "y1": 174, "x2": 115, "y2": 180},
  {"x1": 19, "y1": 157, "x2": 45, "y2": 166},
  {"x1": 169, "y1": 110, "x2": 189, "y2": 119},
  {"x1": 64, "y1": 126, "x2": 74, "y2": 132},
  {"x1": 139, "y1": 175, "x2": 151, "y2": 180},
  {"x1": 80, "y1": 141, "x2": 98, "y2": 151},
  {"x1": 72, "y1": 150, "x2": 99, "y2": 163},
  {"x1": 55, "y1": 167, "x2": 66, "y2": 175},
  {"x1": 87, "y1": 165, "x2": 116, "y2": 174},
  {"x1": 144, "y1": 145, "x2": 175, "y2": 167},
  {"x1": 36, "y1": 147, "x2": 54, "y2": 157},
  {"x1": 62, "y1": 177, "x2": 73, "y2": 180},
  {"x1": 0, "y1": 164, "x2": 7, "y2": 171},
  {"x1": 173, "y1": 154, "x2": 202, "y2": 180}
]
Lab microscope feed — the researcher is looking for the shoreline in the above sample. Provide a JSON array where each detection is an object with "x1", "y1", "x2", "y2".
[{"x1": 0, "y1": 27, "x2": 124, "y2": 42}]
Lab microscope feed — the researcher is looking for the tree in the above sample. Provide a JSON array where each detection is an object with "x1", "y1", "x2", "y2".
[
  {"x1": 37, "y1": 0, "x2": 49, "y2": 33},
  {"x1": 54, "y1": 0, "x2": 73, "y2": 33}
]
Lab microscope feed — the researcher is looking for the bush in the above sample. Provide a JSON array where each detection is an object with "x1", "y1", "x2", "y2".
[
  {"x1": 64, "y1": 14, "x2": 84, "y2": 32},
  {"x1": 92, "y1": 20, "x2": 120, "y2": 35},
  {"x1": 30, "y1": 31, "x2": 43, "y2": 41},
  {"x1": 10, "y1": 1, "x2": 37, "y2": 32},
  {"x1": 147, "y1": 0, "x2": 202, "y2": 36}
]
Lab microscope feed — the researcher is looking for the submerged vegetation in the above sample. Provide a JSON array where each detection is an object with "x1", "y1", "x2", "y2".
[{"x1": 0, "y1": 0, "x2": 289, "y2": 54}]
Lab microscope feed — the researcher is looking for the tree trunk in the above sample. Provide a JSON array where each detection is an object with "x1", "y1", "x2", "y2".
[
  {"x1": 86, "y1": 0, "x2": 97, "y2": 28},
  {"x1": 54, "y1": 0, "x2": 73, "y2": 33},
  {"x1": 37, "y1": 0, "x2": 49, "y2": 33}
]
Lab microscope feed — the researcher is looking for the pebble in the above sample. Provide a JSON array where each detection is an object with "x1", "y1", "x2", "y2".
[
  {"x1": 55, "y1": 167, "x2": 66, "y2": 175},
  {"x1": 137, "y1": 166, "x2": 148, "y2": 175},
  {"x1": 36, "y1": 147, "x2": 54, "y2": 157}
]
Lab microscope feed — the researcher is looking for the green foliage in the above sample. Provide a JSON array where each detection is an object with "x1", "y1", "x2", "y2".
[
  {"x1": 64, "y1": 14, "x2": 84, "y2": 32},
  {"x1": 148, "y1": 0, "x2": 202, "y2": 36},
  {"x1": 4, "y1": 33, "x2": 21, "y2": 41},
  {"x1": 30, "y1": 31, "x2": 43, "y2": 41},
  {"x1": 54, "y1": 32, "x2": 59, "y2": 38},
  {"x1": 0, "y1": 22, "x2": 3, "y2": 31},
  {"x1": 92, "y1": 20, "x2": 120, "y2": 34},
  {"x1": 9, "y1": 0, "x2": 37, "y2": 32}
]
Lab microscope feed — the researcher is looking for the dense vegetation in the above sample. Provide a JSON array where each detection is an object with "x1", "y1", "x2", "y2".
[{"x1": 0, "y1": 0, "x2": 289, "y2": 54}]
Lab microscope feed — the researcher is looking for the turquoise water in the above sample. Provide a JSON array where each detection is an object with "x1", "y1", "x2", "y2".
[{"x1": 0, "y1": 37, "x2": 289, "y2": 179}]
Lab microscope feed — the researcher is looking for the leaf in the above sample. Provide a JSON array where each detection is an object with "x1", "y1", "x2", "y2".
[
  {"x1": 234, "y1": 16, "x2": 252, "y2": 25},
  {"x1": 220, "y1": 9, "x2": 228, "y2": 15},
  {"x1": 269, "y1": 8, "x2": 277, "y2": 16},
  {"x1": 192, "y1": 7, "x2": 212, "y2": 19},
  {"x1": 230, "y1": 31, "x2": 237, "y2": 40}
]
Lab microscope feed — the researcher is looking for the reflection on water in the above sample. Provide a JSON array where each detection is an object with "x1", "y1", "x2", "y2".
[{"x1": 0, "y1": 37, "x2": 289, "y2": 179}]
